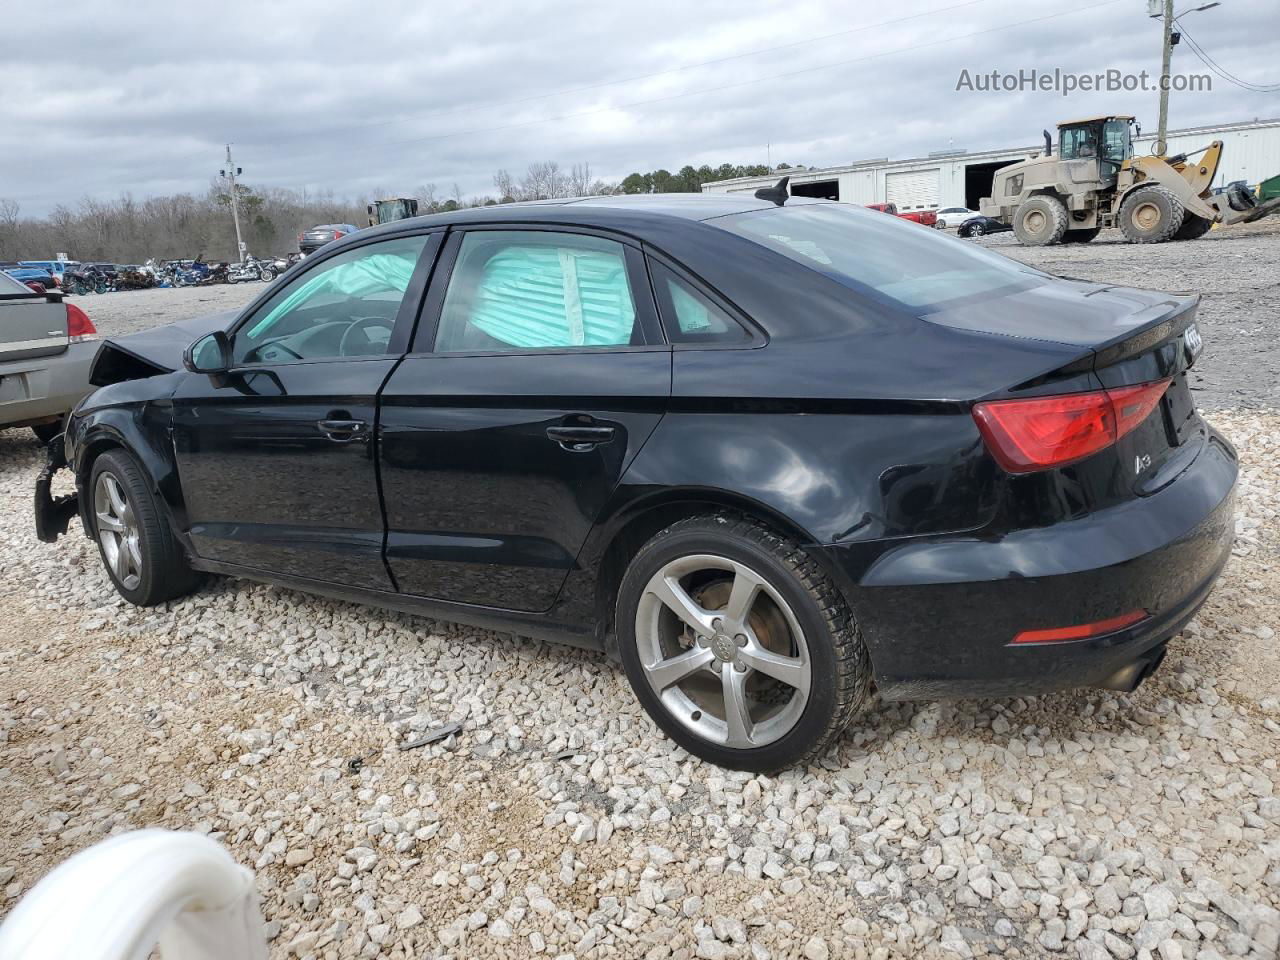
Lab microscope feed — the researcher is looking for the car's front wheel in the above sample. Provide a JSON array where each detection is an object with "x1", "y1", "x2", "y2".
[
  {"x1": 616, "y1": 515, "x2": 871, "y2": 771},
  {"x1": 90, "y1": 449, "x2": 200, "y2": 606}
]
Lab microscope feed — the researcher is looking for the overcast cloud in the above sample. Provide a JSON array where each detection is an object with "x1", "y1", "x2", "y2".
[{"x1": 2, "y1": 0, "x2": 1276, "y2": 215}]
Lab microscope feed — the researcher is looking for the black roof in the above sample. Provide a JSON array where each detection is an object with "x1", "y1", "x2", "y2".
[{"x1": 357, "y1": 192, "x2": 828, "y2": 244}]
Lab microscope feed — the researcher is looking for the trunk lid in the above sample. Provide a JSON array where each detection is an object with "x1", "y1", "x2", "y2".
[{"x1": 927, "y1": 278, "x2": 1206, "y2": 498}]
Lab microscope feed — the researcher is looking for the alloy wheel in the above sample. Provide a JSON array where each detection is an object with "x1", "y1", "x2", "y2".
[
  {"x1": 634, "y1": 554, "x2": 811, "y2": 749},
  {"x1": 95, "y1": 472, "x2": 142, "y2": 591}
]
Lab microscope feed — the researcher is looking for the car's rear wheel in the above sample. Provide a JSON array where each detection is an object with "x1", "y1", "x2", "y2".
[
  {"x1": 90, "y1": 450, "x2": 200, "y2": 606},
  {"x1": 616, "y1": 515, "x2": 871, "y2": 771}
]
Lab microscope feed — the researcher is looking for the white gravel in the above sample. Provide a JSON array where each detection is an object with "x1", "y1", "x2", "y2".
[{"x1": 1, "y1": 230, "x2": 1278, "y2": 959}]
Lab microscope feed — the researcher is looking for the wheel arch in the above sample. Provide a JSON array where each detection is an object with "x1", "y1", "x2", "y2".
[
  {"x1": 71, "y1": 411, "x2": 188, "y2": 546},
  {"x1": 582, "y1": 488, "x2": 853, "y2": 657}
]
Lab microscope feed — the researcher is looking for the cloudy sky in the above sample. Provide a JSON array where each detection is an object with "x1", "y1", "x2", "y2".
[{"x1": 3, "y1": 0, "x2": 1276, "y2": 215}]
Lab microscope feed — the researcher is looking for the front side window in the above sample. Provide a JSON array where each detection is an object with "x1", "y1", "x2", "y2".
[
  {"x1": 434, "y1": 231, "x2": 639, "y2": 353},
  {"x1": 715, "y1": 203, "x2": 1046, "y2": 312},
  {"x1": 1101, "y1": 120, "x2": 1130, "y2": 164},
  {"x1": 233, "y1": 235, "x2": 427, "y2": 364}
]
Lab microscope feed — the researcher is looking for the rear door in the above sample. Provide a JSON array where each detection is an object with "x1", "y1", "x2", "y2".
[
  {"x1": 171, "y1": 231, "x2": 439, "y2": 588},
  {"x1": 0, "y1": 272, "x2": 67, "y2": 362},
  {"x1": 378, "y1": 227, "x2": 670, "y2": 612}
]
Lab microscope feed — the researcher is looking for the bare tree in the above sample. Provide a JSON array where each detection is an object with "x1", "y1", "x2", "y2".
[{"x1": 493, "y1": 169, "x2": 517, "y2": 203}]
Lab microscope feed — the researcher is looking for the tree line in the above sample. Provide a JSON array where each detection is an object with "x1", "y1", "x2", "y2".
[{"x1": 0, "y1": 157, "x2": 786, "y2": 263}]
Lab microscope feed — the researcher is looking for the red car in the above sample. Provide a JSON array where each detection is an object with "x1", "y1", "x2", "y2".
[{"x1": 865, "y1": 203, "x2": 938, "y2": 227}]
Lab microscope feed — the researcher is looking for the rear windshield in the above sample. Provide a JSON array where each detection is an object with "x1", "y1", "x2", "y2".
[
  {"x1": 0, "y1": 271, "x2": 34, "y2": 294},
  {"x1": 713, "y1": 203, "x2": 1045, "y2": 313}
]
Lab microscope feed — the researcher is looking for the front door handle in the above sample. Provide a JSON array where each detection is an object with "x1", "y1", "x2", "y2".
[
  {"x1": 546, "y1": 424, "x2": 616, "y2": 451},
  {"x1": 317, "y1": 418, "x2": 368, "y2": 443}
]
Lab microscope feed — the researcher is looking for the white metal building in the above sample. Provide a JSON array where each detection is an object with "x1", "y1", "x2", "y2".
[{"x1": 702, "y1": 117, "x2": 1280, "y2": 213}]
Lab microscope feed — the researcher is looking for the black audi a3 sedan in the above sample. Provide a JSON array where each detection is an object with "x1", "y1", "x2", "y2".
[{"x1": 36, "y1": 192, "x2": 1236, "y2": 771}]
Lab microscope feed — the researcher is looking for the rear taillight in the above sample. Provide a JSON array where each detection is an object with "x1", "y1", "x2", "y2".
[
  {"x1": 332, "y1": 231, "x2": 344, "y2": 240},
  {"x1": 297, "y1": 232, "x2": 304, "y2": 244},
  {"x1": 973, "y1": 379, "x2": 1170, "y2": 473},
  {"x1": 66, "y1": 303, "x2": 97, "y2": 342}
]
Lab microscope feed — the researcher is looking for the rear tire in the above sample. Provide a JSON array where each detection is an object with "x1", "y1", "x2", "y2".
[
  {"x1": 1119, "y1": 185, "x2": 1184, "y2": 243},
  {"x1": 1012, "y1": 195, "x2": 1069, "y2": 246},
  {"x1": 1173, "y1": 214, "x2": 1213, "y2": 240},
  {"x1": 89, "y1": 450, "x2": 200, "y2": 606},
  {"x1": 1061, "y1": 227, "x2": 1100, "y2": 244},
  {"x1": 615, "y1": 514, "x2": 871, "y2": 771}
]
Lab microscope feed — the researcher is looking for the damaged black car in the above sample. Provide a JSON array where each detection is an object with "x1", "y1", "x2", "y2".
[{"x1": 36, "y1": 193, "x2": 1236, "y2": 771}]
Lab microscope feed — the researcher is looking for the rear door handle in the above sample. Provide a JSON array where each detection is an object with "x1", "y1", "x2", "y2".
[
  {"x1": 546, "y1": 424, "x2": 616, "y2": 450},
  {"x1": 317, "y1": 418, "x2": 368, "y2": 442}
]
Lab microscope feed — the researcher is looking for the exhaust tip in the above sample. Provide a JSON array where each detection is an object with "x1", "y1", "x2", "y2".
[{"x1": 1097, "y1": 643, "x2": 1168, "y2": 693}]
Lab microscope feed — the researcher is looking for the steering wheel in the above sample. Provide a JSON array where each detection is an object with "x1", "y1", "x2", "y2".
[
  {"x1": 245, "y1": 339, "x2": 303, "y2": 364},
  {"x1": 339, "y1": 316, "x2": 396, "y2": 357}
]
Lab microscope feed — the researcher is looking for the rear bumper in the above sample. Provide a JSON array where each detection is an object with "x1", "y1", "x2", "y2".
[
  {"x1": 825, "y1": 428, "x2": 1238, "y2": 700},
  {"x1": 0, "y1": 340, "x2": 97, "y2": 427}
]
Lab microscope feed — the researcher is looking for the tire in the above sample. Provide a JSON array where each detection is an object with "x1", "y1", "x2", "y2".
[
  {"x1": 1118, "y1": 185, "x2": 1184, "y2": 243},
  {"x1": 615, "y1": 514, "x2": 871, "y2": 771},
  {"x1": 1173, "y1": 214, "x2": 1213, "y2": 240},
  {"x1": 31, "y1": 422, "x2": 61, "y2": 444},
  {"x1": 968, "y1": 222, "x2": 985, "y2": 237},
  {"x1": 89, "y1": 449, "x2": 200, "y2": 606},
  {"x1": 1012, "y1": 195, "x2": 1069, "y2": 246},
  {"x1": 1061, "y1": 227, "x2": 1100, "y2": 244},
  {"x1": 260, "y1": 268, "x2": 275, "y2": 282}
]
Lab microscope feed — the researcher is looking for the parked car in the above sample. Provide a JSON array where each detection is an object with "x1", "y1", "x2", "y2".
[
  {"x1": 935, "y1": 206, "x2": 981, "y2": 229},
  {"x1": 3, "y1": 266, "x2": 58, "y2": 290},
  {"x1": 298, "y1": 223, "x2": 359, "y2": 256},
  {"x1": 958, "y1": 215, "x2": 1014, "y2": 238},
  {"x1": 865, "y1": 202, "x2": 898, "y2": 215},
  {"x1": 19, "y1": 260, "x2": 80, "y2": 285},
  {"x1": 1, "y1": 269, "x2": 98, "y2": 442},
  {"x1": 896, "y1": 208, "x2": 938, "y2": 227},
  {"x1": 37, "y1": 194, "x2": 1235, "y2": 771}
]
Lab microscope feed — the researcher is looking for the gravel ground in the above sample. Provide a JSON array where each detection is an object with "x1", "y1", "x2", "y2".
[{"x1": 2, "y1": 226, "x2": 1278, "y2": 960}]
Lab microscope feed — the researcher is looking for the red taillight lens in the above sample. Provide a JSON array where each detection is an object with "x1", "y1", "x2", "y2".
[
  {"x1": 973, "y1": 379, "x2": 1170, "y2": 473},
  {"x1": 332, "y1": 231, "x2": 344, "y2": 240},
  {"x1": 1012, "y1": 608, "x2": 1148, "y2": 645},
  {"x1": 66, "y1": 302, "x2": 97, "y2": 342}
]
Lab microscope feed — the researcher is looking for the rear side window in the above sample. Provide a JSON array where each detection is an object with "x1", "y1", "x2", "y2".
[
  {"x1": 715, "y1": 203, "x2": 1045, "y2": 312},
  {"x1": 434, "y1": 231, "x2": 639, "y2": 353},
  {"x1": 650, "y1": 262, "x2": 748, "y2": 345}
]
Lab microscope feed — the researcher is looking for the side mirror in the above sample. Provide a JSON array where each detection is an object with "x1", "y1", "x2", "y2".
[{"x1": 184, "y1": 330, "x2": 231, "y2": 376}]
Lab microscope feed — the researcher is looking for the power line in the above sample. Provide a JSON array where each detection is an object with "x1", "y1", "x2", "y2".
[
  {"x1": 242, "y1": 0, "x2": 998, "y2": 147},
  {"x1": 1175, "y1": 21, "x2": 1280, "y2": 93}
]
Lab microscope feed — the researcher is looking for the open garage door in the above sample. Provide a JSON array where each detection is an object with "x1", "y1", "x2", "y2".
[
  {"x1": 885, "y1": 168, "x2": 939, "y2": 211},
  {"x1": 964, "y1": 160, "x2": 1017, "y2": 210}
]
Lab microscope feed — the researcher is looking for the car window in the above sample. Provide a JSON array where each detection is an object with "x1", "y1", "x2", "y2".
[
  {"x1": 233, "y1": 234, "x2": 427, "y2": 365},
  {"x1": 434, "y1": 231, "x2": 639, "y2": 353},
  {"x1": 716, "y1": 203, "x2": 1046, "y2": 313},
  {"x1": 651, "y1": 263, "x2": 748, "y2": 345}
]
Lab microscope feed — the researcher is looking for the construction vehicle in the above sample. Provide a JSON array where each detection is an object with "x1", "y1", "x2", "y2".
[
  {"x1": 367, "y1": 197, "x2": 420, "y2": 227},
  {"x1": 980, "y1": 115, "x2": 1280, "y2": 245}
]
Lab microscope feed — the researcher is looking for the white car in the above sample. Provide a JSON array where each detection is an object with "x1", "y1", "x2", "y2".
[{"x1": 935, "y1": 206, "x2": 980, "y2": 229}]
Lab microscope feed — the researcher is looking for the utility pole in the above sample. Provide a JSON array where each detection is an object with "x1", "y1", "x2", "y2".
[
  {"x1": 220, "y1": 144, "x2": 245, "y2": 263},
  {"x1": 1155, "y1": 0, "x2": 1174, "y2": 156},
  {"x1": 1151, "y1": 1, "x2": 1219, "y2": 157}
]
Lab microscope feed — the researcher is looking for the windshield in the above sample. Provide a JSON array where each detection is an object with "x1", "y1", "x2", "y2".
[{"x1": 713, "y1": 203, "x2": 1044, "y2": 312}]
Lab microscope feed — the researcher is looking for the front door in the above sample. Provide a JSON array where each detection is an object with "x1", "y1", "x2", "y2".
[
  {"x1": 171, "y1": 232, "x2": 437, "y2": 589},
  {"x1": 378, "y1": 228, "x2": 670, "y2": 612}
]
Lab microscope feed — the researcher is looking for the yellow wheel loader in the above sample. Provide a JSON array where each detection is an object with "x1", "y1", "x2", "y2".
[{"x1": 980, "y1": 116, "x2": 1280, "y2": 245}]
